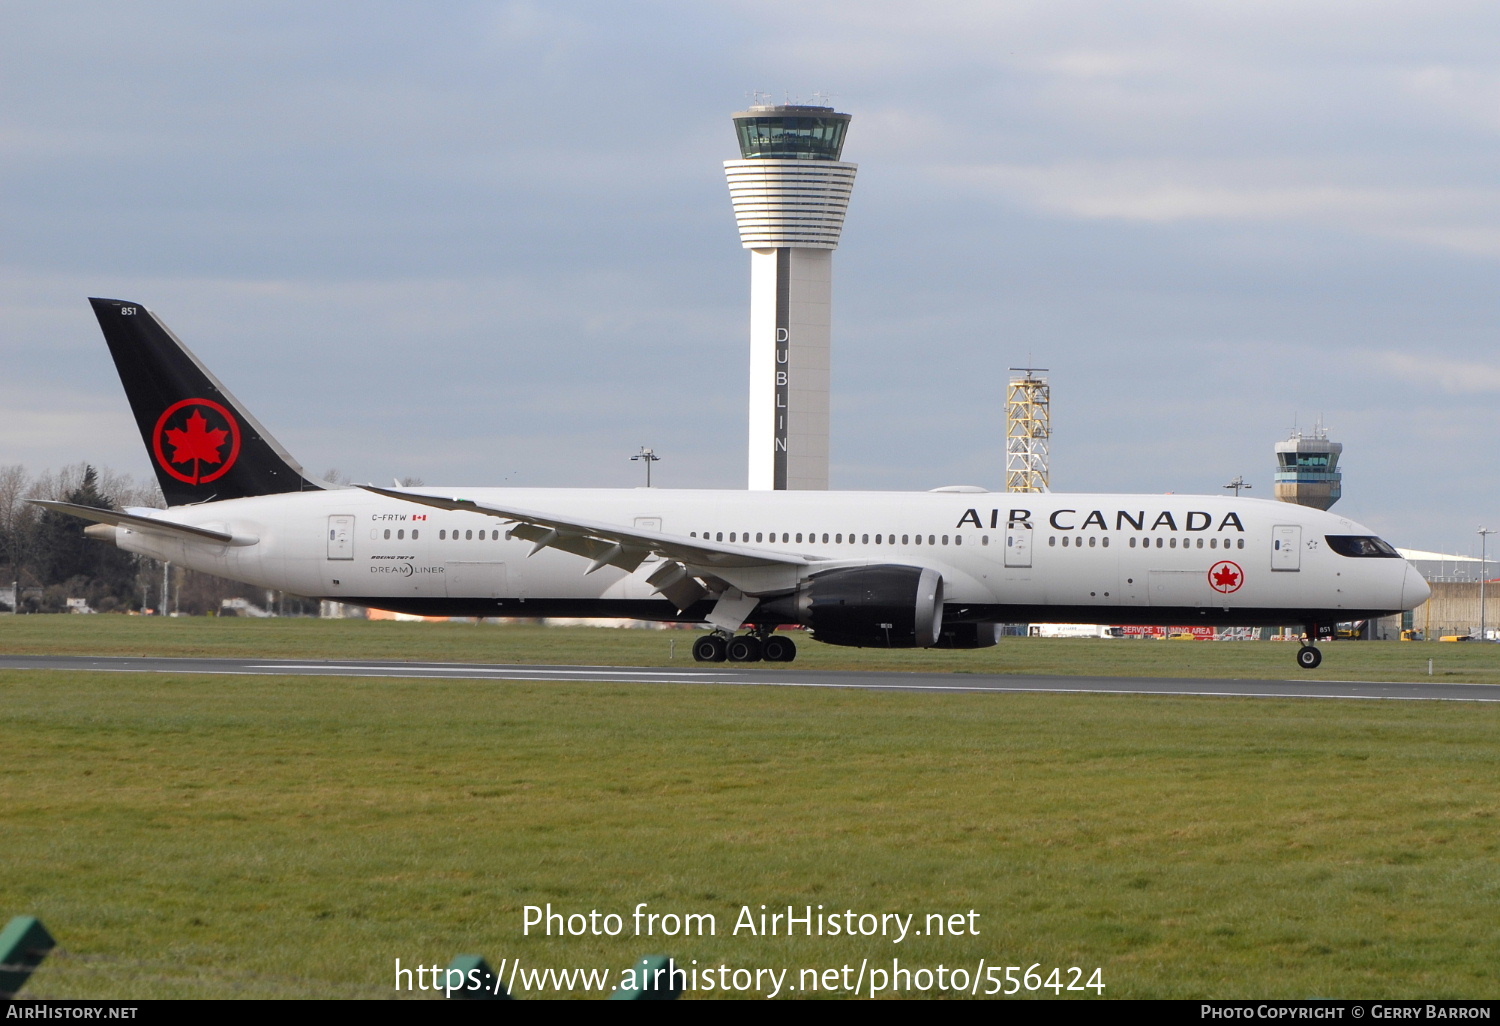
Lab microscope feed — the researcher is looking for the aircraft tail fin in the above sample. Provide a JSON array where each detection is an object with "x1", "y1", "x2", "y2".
[{"x1": 89, "y1": 298, "x2": 327, "y2": 507}]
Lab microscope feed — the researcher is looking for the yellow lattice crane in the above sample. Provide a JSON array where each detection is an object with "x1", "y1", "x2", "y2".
[{"x1": 1006, "y1": 368, "x2": 1050, "y2": 493}]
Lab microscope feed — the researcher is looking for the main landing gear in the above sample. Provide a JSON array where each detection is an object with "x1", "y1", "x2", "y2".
[
  {"x1": 691, "y1": 629, "x2": 798, "y2": 663},
  {"x1": 1296, "y1": 625, "x2": 1323, "y2": 669}
]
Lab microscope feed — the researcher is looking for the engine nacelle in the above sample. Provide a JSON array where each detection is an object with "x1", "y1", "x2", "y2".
[{"x1": 758, "y1": 565, "x2": 944, "y2": 648}]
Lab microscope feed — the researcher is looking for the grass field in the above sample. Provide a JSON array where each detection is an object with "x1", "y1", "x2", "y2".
[
  {"x1": 3, "y1": 617, "x2": 1499, "y2": 999},
  {"x1": 4, "y1": 615, "x2": 1499, "y2": 684}
]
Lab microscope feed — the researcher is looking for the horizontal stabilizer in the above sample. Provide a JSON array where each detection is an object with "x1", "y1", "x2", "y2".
[{"x1": 28, "y1": 500, "x2": 242, "y2": 545}]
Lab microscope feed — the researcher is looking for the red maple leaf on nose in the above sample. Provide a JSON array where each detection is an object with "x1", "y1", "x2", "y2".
[
  {"x1": 1212, "y1": 565, "x2": 1240, "y2": 589},
  {"x1": 165, "y1": 410, "x2": 228, "y2": 468}
]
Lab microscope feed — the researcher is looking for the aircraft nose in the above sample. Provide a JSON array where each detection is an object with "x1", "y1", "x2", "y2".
[{"x1": 1402, "y1": 562, "x2": 1431, "y2": 609}]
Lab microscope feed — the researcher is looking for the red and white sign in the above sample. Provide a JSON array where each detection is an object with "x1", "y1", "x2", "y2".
[{"x1": 1116, "y1": 625, "x2": 1216, "y2": 638}]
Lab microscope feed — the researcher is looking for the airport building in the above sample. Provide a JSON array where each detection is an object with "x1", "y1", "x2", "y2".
[{"x1": 725, "y1": 104, "x2": 857, "y2": 490}]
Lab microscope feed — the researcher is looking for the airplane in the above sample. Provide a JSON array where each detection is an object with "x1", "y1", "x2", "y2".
[{"x1": 33, "y1": 298, "x2": 1431, "y2": 670}]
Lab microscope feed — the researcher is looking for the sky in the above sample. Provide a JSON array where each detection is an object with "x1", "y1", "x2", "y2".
[{"x1": 3, "y1": 1, "x2": 1498, "y2": 555}]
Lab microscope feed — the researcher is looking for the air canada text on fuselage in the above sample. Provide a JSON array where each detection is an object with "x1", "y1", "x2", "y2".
[{"x1": 958, "y1": 508, "x2": 1247, "y2": 533}]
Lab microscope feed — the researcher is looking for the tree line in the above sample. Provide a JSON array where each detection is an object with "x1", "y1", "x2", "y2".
[{"x1": 0, "y1": 462, "x2": 313, "y2": 615}]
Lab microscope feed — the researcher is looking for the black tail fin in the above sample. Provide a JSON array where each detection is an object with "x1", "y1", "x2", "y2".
[{"x1": 89, "y1": 298, "x2": 327, "y2": 507}]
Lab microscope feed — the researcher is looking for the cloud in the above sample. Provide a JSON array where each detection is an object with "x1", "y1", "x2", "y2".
[
  {"x1": 1374, "y1": 352, "x2": 1500, "y2": 394},
  {"x1": 932, "y1": 160, "x2": 1500, "y2": 250}
]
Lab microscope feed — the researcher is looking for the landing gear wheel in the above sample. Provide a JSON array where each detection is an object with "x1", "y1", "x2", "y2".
[
  {"x1": 692, "y1": 635, "x2": 728, "y2": 663},
  {"x1": 761, "y1": 635, "x2": 797, "y2": 663},
  {"x1": 726, "y1": 636, "x2": 763, "y2": 662},
  {"x1": 1296, "y1": 645, "x2": 1322, "y2": 670}
]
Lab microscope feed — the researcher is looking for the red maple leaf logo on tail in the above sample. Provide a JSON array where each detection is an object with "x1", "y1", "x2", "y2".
[
  {"x1": 152, "y1": 398, "x2": 242, "y2": 486},
  {"x1": 165, "y1": 411, "x2": 229, "y2": 481}
]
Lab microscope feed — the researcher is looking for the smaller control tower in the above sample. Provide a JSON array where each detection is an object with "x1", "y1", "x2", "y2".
[
  {"x1": 726, "y1": 103, "x2": 857, "y2": 490},
  {"x1": 1274, "y1": 420, "x2": 1342, "y2": 510}
]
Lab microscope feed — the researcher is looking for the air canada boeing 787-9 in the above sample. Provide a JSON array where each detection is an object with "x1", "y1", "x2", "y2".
[{"x1": 34, "y1": 299, "x2": 1430, "y2": 668}]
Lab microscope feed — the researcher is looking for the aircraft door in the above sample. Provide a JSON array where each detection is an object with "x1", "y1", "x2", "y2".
[
  {"x1": 1272, "y1": 525, "x2": 1302, "y2": 571},
  {"x1": 1005, "y1": 524, "x2": 1033, "y2": 568},
  {"x1": 327, "y1": 515, "x2": 355, "y2": 560}
]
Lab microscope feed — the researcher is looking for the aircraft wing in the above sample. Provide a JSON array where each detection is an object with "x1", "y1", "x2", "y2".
[
  {"x1": 28, "y1": 500, "x2": 240, "y2": 544},
  {"x1": 361, "y1": 486, "x2": 817, "y2": 610}
]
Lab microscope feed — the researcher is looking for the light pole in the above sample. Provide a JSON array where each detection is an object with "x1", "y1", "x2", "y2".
[
  {"x1": 1224, "y1": 476, "x2": 1251, "y2": 497},
  {"x1": 632, "y1": 447, "x2": 660, "y2": 488},
  {"x1": 1480, "y1": 526, "x2": 1495, "y2": 641}
]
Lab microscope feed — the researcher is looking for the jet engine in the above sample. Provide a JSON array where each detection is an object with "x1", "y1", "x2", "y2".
[{"x1": 757, "y1": 565, "x2": 944, "y2": 648}]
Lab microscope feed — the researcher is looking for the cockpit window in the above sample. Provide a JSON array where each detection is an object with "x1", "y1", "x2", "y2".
[{"x1": 1325, "y1": 535, "x2": 1400, "y2": 558}]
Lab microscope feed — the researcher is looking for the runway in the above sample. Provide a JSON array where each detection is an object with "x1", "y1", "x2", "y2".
[{"x1": 1, "y1": 653, "x2": 1495, "y2": 702}]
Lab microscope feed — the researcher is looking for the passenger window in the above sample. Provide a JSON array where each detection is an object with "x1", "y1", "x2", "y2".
[
  {"x1": 902, "y1": 535, "x2": 909, "y2": 544},
  {"x1": 1237, "y1": 539, "x2": 1245, "y2": 549},
  {"x1": 413, "y1": 530, "x2": 419, "y2": 540},
  {"x1": 942, "y1": 536, "x2": 948, "y2": 545},
  {"x1": 1089, "y1": 536, "x2": 1096, "y2": 548},
  {"x1": 862, "y1": 534, "x2": 869, "y2": 544},
  {"x1": 928, "y1": 535, "x2": 935, "y2": 546},
  {"x1": 440, "y1": 530, "x2": 447, "y2": 540},
  {"x1": 383, "y1": 529, "x2": 390, "y2": 540},
  {"x1": 982, "y1": 536, "x2": 989, "y2": 546},
  {"x1": 1102, "y1": 537, "x2": 1109, "y2": 548},
  {"x1": 1049, "y1": 536, "x2": 1056, "y2": 547}
]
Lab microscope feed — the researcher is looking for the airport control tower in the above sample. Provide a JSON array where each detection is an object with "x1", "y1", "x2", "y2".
[
  {"x1": 1274, "y1": 420, "x2": 1343, "y2": 510},
  {"x1": 725, "y1": 104, "x2": 857, "y2": 490}
]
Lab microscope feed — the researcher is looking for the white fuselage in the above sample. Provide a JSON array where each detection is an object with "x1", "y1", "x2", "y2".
[{"x1": 111, "y1": 487, "x2": 1428, "y2": 627}]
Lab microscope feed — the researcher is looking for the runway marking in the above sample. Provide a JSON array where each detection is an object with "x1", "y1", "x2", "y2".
[
  {"x1": 7, "y1": 656, "x2": 1496, "y2": 702},
  {"x1": 68, "y1": 664, "x2": 1500, "y2": 702}
]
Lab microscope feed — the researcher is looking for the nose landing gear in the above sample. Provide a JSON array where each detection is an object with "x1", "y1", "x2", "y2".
[{"x1": 1296, "y1": 624, "x2": 1323, "y2": 669}]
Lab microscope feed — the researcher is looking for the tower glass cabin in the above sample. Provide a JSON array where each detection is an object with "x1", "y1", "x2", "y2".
[{"x1": 725, "y1": 105, "x2": 857, "y2": 490}]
